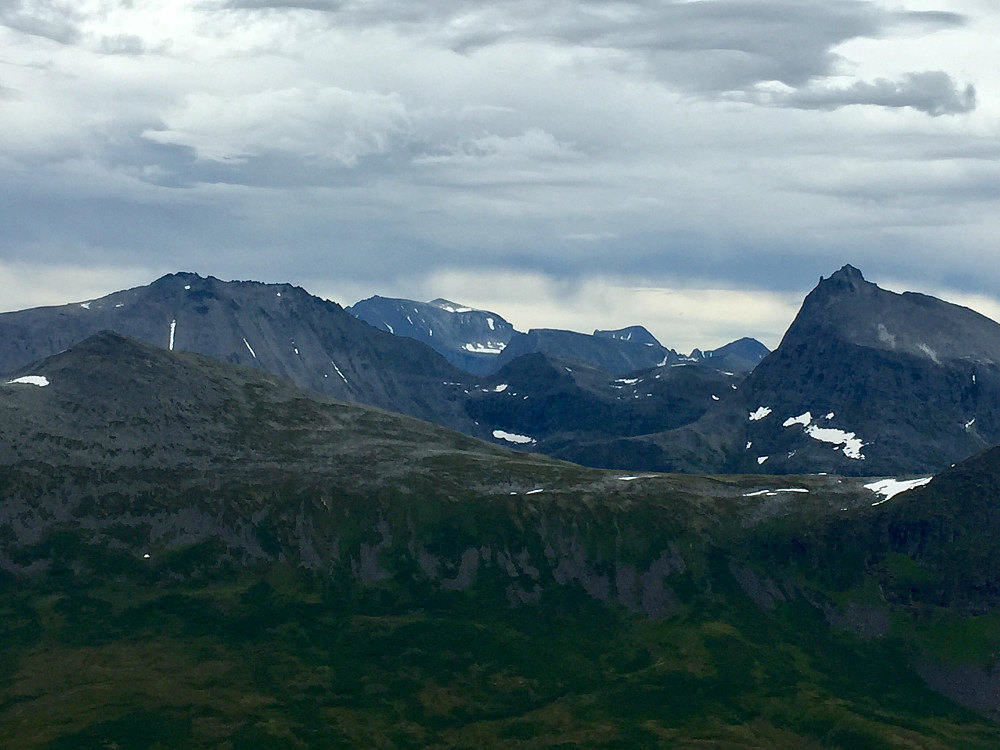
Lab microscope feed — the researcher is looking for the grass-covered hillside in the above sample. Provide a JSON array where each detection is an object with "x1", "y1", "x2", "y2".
[{"x1": 3, "y1": 333, "x2": 1000, "y2": 748}]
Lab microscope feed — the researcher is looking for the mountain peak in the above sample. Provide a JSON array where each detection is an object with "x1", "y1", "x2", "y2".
[
  {"x1": 593, "y1": 325, "x2": 662, "y2": 347},
  {"x1": 818, "y1": 264, "x2": 871, "y2": 295}
]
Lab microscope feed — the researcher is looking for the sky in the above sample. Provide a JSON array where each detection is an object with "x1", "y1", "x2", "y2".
[{"x1": 1, "y1": 0, "x2": 998, "y2": 351}]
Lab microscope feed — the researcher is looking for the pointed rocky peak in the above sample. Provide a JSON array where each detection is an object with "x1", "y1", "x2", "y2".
[{"x1": 813, "y1": 264, "x2": 876, "y2": 299}]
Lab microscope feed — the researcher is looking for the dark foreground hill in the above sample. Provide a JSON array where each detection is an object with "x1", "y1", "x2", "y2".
[{"x1": 4, "y1": 333, "x2": 1000, "y2": 747}]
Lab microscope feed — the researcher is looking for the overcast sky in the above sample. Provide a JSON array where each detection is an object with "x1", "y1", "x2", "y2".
[{"x1": 1, "y1": 0, "x2": 997, "y2": 351}]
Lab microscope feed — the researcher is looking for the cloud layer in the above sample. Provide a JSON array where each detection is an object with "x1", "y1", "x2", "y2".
[{"x1": 0, "y1": 0, "x2": 997, "y2": 346}]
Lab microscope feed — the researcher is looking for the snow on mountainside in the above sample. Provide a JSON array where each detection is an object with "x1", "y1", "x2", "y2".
[
  {"x1": 625, "y1": 265, "x2": 1000, "y2": 476},
  {"x1": 347, "y1": 295, "x2": 517, "y2": 375},
  {"x1": 349, "y1": 296, "x2": 769, "y2": 378}
]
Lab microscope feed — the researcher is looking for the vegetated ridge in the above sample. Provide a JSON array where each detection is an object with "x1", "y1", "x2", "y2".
[{"x1": 3, "y1": 332, "x2": 1000, "y2": 746}]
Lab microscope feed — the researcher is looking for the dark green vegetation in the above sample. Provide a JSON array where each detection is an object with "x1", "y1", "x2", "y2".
[{"x1": 4, "y1": 333, "x2": 1000, "y2": 747}]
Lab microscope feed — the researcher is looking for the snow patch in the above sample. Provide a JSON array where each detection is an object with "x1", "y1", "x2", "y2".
[
  {"x1": 331, "y1": 362, "x2": 349, "y2": 384},
  {"x1": 757, "y1": 456, "x2": 769, "y2": 465},
  {"x1": 487, "y1": 317, "x2": 495, "y2": 331},
  {"x1": 492, "y1": 384, "x2": 509, "y2": 393},
  {"x1": 463, "y1": 342, "x2": 506, "y2": 354},
  {"x1": 242, "y1": 338, "x2": 256, "y2": 358},
  {"x1": 184, "y1": 284, "x2": 191, "y2": 290},
  {"x1": 438, "y1": 303, "x2": 473, "y2": 313},
  {"x1": 749, "y1": 406, "x2": 772, "y2": 421},
  {"x1": 918, "y1": 343, "x2": 941, "y2": 364},
  {"x1": 876, "y1": 323, "x2": 896, "y2": 347},
  {"x1": 385, "y1": 323, "x2": 394, "y2": 334},
  {"x1": 866, "y1": 477, "x2": 932, "y2": 506},
  {"x1": 169, "y1": 320, "x2": 176, "y2": 351},
  {"x1": 711, "y1": 395, "x2": 720, "y2": 401},
  {"x1": 616, "y1": 377, "x2": 640, "y2": 385},
  {"x1": 783, "y1": 411, "x2": 812, "y2": 428},
  {"x1": 965, "y1": 417, "x2": 976, "y2": 430},
  {"x1": 7, "y1": 375, "x2": 49, "y2": 387},
  {"x1": 743, "y1": 487, "x2": 809, "y2": 497},
  {"x1": 80, "y1": 302, "x2": 91, "y2": 310},
  {"x1": 805, "y1": 425, "x2": 865, "y2": 460},
  {"x1": 825, "y1": 412, "x2": 835, "y2": 420},
  {"x1": 525, "y1": 488, "x2": 544, "y2": 495},
  {"x1": 492, "y1": 429, "x2": 536, "y2": 444}
]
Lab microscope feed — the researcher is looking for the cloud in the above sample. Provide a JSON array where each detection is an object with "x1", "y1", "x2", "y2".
[
  {"x1": 98, "y1": 33, "x2": 147, "y2": 55},
  {"x1": 413, "y1": 128, "x2": 582, "y2": 169},
  {"x1": 0, "y1": 0, "x2": 82, "y2": 44},
  {"x1": 1, "y1": 0, "x2": 998, "y2": 341},
  {"x1": 214, "y1": 0, "x2": 966, "y2": 96},
  {"x1": 143, "y1": 86, "x2": 411, "y2": 165},
  {"x1": 752, "y1": 71, "x2": 976, "y2": 116}
]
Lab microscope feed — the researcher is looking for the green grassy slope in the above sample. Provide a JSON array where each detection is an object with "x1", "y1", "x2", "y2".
[{"x1": 4, "y1": 334, "x2": 1000, "y2": 748}]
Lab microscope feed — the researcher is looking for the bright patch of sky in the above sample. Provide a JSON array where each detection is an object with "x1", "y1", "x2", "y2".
[{"x1": 1, "y1": 2, "x2": 999, "y2": 351}]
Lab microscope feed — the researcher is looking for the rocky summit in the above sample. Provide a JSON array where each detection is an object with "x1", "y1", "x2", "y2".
[{"x1": 612, "y1": 265, "x2": 1000, "y2": 476}]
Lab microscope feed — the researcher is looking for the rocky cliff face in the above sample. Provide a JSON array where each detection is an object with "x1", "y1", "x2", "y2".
[
  {"x1": 625, "y1": 265, "x2": 1000, "y2": 476},
  {"x1": 348, "y1": 295, "x2": 518, "y2": 375},
  {"x1": 732, "y1": 265, "x2": 1000, "y2": 475}
]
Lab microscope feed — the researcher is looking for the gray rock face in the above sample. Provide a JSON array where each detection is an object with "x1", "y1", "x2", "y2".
[
  {"x1": 348, "y1": 296, "x2": 517, "y2": 375},
  {"x1": 496, "y1": 328, "x2": 678, "y2": 376},
  {"x1": 732, "y1": 264, "x2": 1000, "y2": 475},
  {"x1": 593, "y1": 325, "x2": 662, "y2": 347},
  {"x1": 695, "y1": 337, "x2": 770, "y2": 374},
  {"x1": 635, "y1": 265, "x2": 1000, "y2": 476}
]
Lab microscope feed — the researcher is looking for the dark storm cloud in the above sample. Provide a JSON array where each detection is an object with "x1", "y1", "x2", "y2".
[
  {"x1": 756, "y1": 72, "x2": 977, "y2": 116},
  {"x1": 0, "y1": 0, "x2": 82, "y2": 44}
]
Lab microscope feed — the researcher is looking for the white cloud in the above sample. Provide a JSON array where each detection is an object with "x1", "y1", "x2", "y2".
[
  {"x1": 0, "y1": 0, "x2": 998, "y2": 331},
  {"x1": 0, "y1": 260, "x2": 161, "y2": 312},
  {"x1": 144, "y1": 86, "x2": 410, "y2": 165}
]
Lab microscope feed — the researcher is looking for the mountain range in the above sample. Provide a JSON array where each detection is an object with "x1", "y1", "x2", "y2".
[
  {"x1": 349, "y1": 294, "x2": 769, "y2": 376},
  {"x1": 5, "y1": 330, "x2": 1000, "y2": 746},
  {"x1": 2, "y1": 265, "x2": 1000, "y2": 477}
]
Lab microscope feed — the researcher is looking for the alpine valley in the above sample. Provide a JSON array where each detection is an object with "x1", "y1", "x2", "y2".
[{"x1": 5, "y1": 267, "x2": 1000, "y2": 747}]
